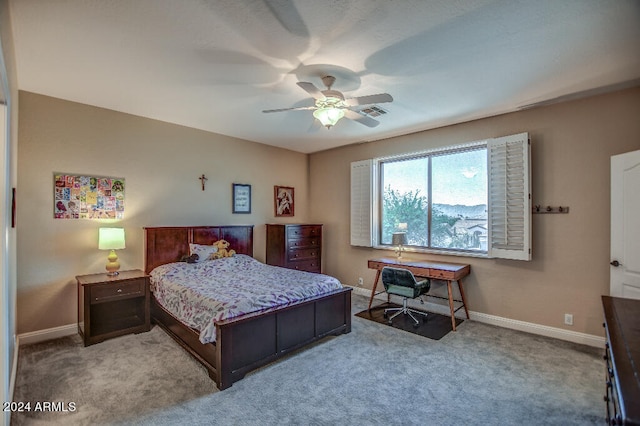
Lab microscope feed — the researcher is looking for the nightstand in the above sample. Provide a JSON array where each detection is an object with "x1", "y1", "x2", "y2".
[{"x1": 76, "y1": 269, "x2": 150, "y2": 346}]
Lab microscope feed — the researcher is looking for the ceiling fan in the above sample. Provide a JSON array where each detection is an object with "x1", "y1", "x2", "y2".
[{"x1": 262, "y1": 75, "x2": 393, "y2": 129}]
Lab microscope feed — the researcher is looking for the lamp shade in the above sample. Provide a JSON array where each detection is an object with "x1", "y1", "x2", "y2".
[
  {"x1": 99, "y1": 228, "x2": 126, "y2": 250},
  {"x1": 313, "y1": 107, "x2": 345, "y2": 128},
  {"x1": 391, "y1": 232, "x2": 408, "y2": 246}
]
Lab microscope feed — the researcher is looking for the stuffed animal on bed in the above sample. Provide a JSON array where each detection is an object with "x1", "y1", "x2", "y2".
[
  {"x1": 212, "y1": 239, "x2": 236, "y2": 259},
  {"x1": 180, "y1": 253, "x2": 199, "y2": 263}
]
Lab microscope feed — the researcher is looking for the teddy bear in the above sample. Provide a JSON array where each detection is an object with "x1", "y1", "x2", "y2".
[{"x1": 212, "y1": 239, "x2": 236, "y2": 259}]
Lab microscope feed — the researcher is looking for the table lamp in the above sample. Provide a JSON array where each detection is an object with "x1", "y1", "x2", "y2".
[
  {"x1": 99, "y1": 227, "x2": 126, "y2": 276},
  {"x1": 392, "y1": 232, "x2": 408, "y2": 259}
]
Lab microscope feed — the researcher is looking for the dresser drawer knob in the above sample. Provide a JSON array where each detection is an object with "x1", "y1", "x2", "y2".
[{"x1": 117, "y1": 288, "x2": 123, "y2": 293}]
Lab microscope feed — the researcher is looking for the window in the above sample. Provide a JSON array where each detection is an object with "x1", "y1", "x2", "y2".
[
  {"x1": 380, "y1": 147, "x2": 488, "y2": 252},
  {"x1": 351, "y1": 133, "x2": 531, "y2": 260}
]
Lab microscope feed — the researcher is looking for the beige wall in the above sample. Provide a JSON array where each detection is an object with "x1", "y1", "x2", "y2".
[
  {"x1": 309, "y1": 87, "x2": 640, "y2": 337},
  {"x1": 16, "y1": 88, "x2": 640, "y2": 338},
  {"x1": 17, "y1": 91, "x2": 310, "y2": 334}
]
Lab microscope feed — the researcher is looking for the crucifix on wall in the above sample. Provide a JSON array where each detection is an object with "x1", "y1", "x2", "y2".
[{"x1": 199, "y1": 174, "x2": 208, "y2": 191}]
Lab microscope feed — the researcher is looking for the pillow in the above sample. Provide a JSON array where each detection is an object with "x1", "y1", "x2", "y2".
[{"x1": 189, "y1": 243, "x2": 218, "y2": 262}]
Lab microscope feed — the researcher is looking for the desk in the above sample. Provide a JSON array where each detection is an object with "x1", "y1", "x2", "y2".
[{"x1": 367, "y1": 257, "x2": 471, "y2": 331}]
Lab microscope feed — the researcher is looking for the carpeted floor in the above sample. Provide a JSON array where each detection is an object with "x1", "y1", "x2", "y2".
[{"x1": 12, "y1": 294, "x2": 604, "y2": 425}]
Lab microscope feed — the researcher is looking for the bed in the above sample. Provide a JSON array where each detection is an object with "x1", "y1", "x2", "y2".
[{"x1": 144, "y1": 225, "x2": 352, "y2": 390}]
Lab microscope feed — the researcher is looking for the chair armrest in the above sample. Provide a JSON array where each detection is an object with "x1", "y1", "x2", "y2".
[{"x1": 416, "y1": 279, "x2": 431, "y2": 293}]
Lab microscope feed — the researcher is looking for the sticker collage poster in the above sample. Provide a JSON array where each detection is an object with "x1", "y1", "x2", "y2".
[{"x1": 54, "y1": 174, "x2": 125, "y2": 219}]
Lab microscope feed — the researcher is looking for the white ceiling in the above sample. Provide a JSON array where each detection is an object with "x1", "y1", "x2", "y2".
[{"x1": 9, "y1": 0, "x2": 640, "y2": 153}]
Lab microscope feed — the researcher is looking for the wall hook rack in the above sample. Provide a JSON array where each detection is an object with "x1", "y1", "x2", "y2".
[{"x1": 532, "y1": 205, "x2": 570, "y2": 214}]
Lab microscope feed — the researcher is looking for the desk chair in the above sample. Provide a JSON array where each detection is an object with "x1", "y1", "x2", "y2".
[{"x1": 381, "y1": 266, "x2": 430, "y2": 327}]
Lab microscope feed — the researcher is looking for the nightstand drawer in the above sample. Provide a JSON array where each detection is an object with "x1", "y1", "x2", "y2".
[{"x1": 90, "y1": 279, "x2": 144, "y2": 303}]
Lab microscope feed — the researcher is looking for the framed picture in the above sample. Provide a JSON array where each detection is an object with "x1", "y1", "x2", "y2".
[
  {"x1": 53, "y1": 173, "x2": 125, "y2": 219},
  {"x1": 232, "y1": 183, "x2": 251, "y2": 214},
  {"x1": 274, "y1": 185, "x2": 294, "y2": 217}
]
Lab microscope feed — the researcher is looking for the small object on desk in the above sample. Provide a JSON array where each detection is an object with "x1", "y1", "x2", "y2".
[
  {"x1": 76, "y1": 269, "x2": 150, "y2": 346},
  {"x1": 391, "y1": 232, "x2": 408, "y2": 259},
  {"x1": 367, "y1": 257, "x2": 470, "y2": 331}
]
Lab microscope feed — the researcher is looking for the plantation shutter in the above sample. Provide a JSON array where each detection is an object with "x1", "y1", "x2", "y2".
[
  {"x1": 487, "y1": 133, "x2": 531, "y2": 260},
  {"x1": 350, "y1": 159, "x2": 373, "y2": 247}
]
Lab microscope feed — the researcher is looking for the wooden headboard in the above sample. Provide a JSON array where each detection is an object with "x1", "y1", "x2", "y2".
[{"x1": 144, "y1": 226, "x2": 254, "y2": 274}]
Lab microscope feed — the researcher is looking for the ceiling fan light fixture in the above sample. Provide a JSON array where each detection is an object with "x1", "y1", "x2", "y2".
[{"x1": 313, "y1": 107, "x2": 345, "y2": 129}]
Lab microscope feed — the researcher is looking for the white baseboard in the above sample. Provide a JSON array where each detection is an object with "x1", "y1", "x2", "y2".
[
  {"x1": 347, "y1": 285, "x2": 605, "y2": 348},
  {"x1": 15, "y1": 288, "x2": 606, "y2": 350},
  {"x1": 17, "y1": 323, "x2": 77, "y2": 346}
]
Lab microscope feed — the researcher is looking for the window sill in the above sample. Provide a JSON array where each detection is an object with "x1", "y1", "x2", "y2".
[{"x1": 373, "y1": 245, "x2": 489, "y2": 259}]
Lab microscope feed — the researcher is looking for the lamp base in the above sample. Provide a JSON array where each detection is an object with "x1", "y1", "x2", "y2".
[{"x1": 105, "y1": 249, "x2": 121, "y2": 276}]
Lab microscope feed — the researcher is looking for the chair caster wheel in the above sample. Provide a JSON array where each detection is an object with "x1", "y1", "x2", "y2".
[
  {"x1": 412, "y1": 322, "x2": 420, "y2": 329},
  {"x1": 383, "y1": 312, "x2": 388, "y2": 319},
  {"x1": 387, "y1": 320, "x2": 393, "y2": 325}
]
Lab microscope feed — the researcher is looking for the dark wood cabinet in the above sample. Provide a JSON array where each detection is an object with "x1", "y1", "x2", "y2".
[
  {"x1": 602, "y1": 296, "x2": 640, "y2": 426},
  {"x1": 266, "y1": 224, "x2": 322, "y2": 273},
  {"x1": 77, "y1": 269, "x2": 150, "y2": 346}
]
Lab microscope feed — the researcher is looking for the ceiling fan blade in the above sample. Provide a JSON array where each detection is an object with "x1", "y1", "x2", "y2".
[
  {"x1": 344, "y1": 93, "x2": 393, "y2": 107},
  {"x1": 297, "y1": 81, "x2": 325, "y2": 100},
  {"x1": 262, "y1": 106, "x2": 316, "y2": 113},
  {"x1": 344, "y1": 109, "x2": 380, "y2": 127}
]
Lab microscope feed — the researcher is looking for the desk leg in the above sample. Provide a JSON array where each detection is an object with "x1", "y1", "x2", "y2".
[
  {"x1": 458, "y1": 279, "x2": 470, "y2": 319},
  {"x1": 367, "y1": 270, "x2": 382, "y2": 310},
  {"x1": 447, "y1": 280, "x2": 457, "y2": 331}
]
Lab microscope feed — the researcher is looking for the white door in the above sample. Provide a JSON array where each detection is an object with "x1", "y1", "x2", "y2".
[{"x1": 610, "y1": 149, "x2": 640, "y2": 299}]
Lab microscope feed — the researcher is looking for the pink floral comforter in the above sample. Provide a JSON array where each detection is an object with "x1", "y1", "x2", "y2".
[{"x1": 149, "y1": 254, "x2": 343, "y2": 344}]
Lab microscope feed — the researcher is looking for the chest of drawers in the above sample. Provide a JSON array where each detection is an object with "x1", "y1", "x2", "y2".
[
  {"x1": 602, "y1": 296, "x2": 640, "y2": 425},
  {"x1": 266, "y1": 224, "x2": 322, "y2": 273}
]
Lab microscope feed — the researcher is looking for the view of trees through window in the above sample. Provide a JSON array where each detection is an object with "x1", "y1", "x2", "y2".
[{"x1": 380, "y1": 148, "x2": 488, "y2": 252}]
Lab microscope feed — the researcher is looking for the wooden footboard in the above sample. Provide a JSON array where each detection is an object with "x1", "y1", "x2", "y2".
[{"x1": 151, "y1": 287, "x2": 352, "y2": 390}]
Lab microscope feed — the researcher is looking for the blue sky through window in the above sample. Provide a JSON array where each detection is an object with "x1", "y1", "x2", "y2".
[{"x1": 382, "y1": 148, "x2": 487, "y2": 206}]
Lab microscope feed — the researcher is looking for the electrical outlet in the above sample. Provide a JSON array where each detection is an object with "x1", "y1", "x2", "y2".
[
  {"x1": 564, "y1": 313, "x2": 573, "y2": 326},
  {"x1": 358, "y1": 277, "x2": 364, "y2": 287}
]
